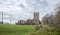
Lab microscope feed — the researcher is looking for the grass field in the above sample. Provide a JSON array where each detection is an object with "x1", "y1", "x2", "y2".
[{"x1": 0, "y1": 24, "x2": 35, "y2": 35}]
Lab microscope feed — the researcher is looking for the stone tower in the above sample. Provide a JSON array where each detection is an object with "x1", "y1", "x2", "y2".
[
  {"x1": 33, "y1": 12, "x2": 40, "y2": 30},
  {"x1": 33, "y1": 12, "x2": 39, "y2": 25}
]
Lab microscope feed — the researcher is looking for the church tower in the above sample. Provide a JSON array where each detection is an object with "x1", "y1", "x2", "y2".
[{"x1": 33, "y1": 12, "x2": 39, "y2": 25}]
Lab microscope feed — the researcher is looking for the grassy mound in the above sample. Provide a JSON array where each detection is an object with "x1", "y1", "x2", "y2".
[
  {"x1": 0, "y1": 24, "x2": 35, "y2": 35},
  {"x1": 30, "y1": 29, "x2": 58, "y2": 35},
  {"x1": 30, "y1": 25, "x2": 59, "y2": 35}
]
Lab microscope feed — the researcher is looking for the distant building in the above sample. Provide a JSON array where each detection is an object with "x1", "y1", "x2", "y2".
[
  {"x1": 26, "y1": 19, "x2": 34, "y2": 25},
  {"x1": 17, "y1": 20, "x2": 26, "y2": 25},
  {"x1": 16, "y1": 12, "x2": 41, "y2": 25},
  {"x1": 33, "y1": 12, "x2": 39, "y2": 25}
]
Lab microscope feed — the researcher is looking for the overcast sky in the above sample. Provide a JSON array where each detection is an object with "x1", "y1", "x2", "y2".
[{"x1": 0, "y1": 0, "x2": 59, "y2": 24}]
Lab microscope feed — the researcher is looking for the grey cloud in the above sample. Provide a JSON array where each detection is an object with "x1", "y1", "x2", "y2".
[{"x1": 18, "y1": 4, "x2": 25, "y2": 8}]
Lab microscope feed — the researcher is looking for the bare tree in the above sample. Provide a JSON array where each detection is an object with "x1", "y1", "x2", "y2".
[
  {"x1": 54, "y1": 3, "x2": 60, "y2": 30},
  {"x1": 54, "y1": 10, "x2": 60, "y2": 30},
  {"x1": 42, "y1": 14, "x2": 49, "y2": 24}
]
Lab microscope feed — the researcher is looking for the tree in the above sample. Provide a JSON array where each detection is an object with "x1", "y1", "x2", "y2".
[
  {"x1": 42, "y1": 14, "x2": 49, "y2": 24},
  {"x1": 52, "y1": 3, "x2": 60, "y2": 32},
  {"x1": 48, "y1": 12, "x2": 55, "y2": 27},
  {"x1": 54, "y1": 10, "x2": 60, "y2": 30}
]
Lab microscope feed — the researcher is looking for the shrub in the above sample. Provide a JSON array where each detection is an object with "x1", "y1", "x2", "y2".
[{"x1": 30, "y1": 25, "x2": 59, "y2": 35}]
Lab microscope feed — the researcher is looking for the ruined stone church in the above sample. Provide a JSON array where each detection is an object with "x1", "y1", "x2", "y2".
[{"x1": 16, "y1": 12, "x2": 41, "y2": 25}]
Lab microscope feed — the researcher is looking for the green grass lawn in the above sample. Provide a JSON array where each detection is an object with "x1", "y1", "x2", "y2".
[{"x1": 0, "y1": 24, "x2": 35, "y2": 35}]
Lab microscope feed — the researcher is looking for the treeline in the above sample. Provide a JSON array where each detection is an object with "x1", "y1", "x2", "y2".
[
  {"x1": 16, "y1": 20, "x2": 41, "y2": 25},
  {"x1": 42, "y1": 4, "x2": 60, "y2": 32}
]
